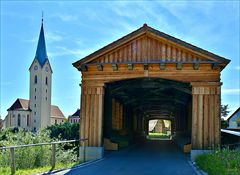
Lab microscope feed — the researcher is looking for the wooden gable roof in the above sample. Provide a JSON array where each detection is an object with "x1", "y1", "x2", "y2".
[{"x1": 73, "y1": 24, "x2": 230, "y2": 69}]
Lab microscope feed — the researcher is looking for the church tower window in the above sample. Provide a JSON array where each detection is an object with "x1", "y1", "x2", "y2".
[
  {"x1": 27, "y1": 115, "x2": 30, "y2": 126},
  {"x1": 34, "y1": 75, "x2": 37, "y2": 84},
  {"x1": 17, "y1": 114, "x2": 21, "y2": 127},
  {"x1": 45, "y1": 77, "x2": 48, "y2": 85}
]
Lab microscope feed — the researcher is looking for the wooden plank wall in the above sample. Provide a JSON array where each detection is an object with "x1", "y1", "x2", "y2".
[
  {"x1": 80, "y1": 86, "x2": 104, "y2": 147},
  {"x1": 112, "y1": 98, "x2": 123, "y2": 130},
  {"x1": 92, "y1": 36, "x2": 209, "y2": 64},
  {"x1": 191, "y1": 83, "x2": 221, "y2": 149}
]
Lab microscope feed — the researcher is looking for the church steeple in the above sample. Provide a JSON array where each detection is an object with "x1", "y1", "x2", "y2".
[{"x1": 35, "y1": 18, "x2": 47, "y2": 67}]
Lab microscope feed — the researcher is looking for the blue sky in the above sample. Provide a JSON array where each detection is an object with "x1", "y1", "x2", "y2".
[{"x1": 0, "y1": 1, "x2": 239, "y2": 119}]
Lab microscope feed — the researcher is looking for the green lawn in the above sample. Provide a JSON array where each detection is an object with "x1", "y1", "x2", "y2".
[
  {"x1": 148, "y1": 132, "x2": 170, "y2": 139},
  {"x1": 196, "y1": 149, "x2": 240, "y2": 175},
  {"x1": 0, "y1": 162, "x2": 79, "y2": 175}
]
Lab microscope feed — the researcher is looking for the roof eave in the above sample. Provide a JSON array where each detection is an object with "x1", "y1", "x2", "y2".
[{"x1": 73, "y1": 24, "x2": 231, "y2": 70}]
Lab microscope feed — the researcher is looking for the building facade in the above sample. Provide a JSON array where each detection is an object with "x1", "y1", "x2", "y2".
[
  {"x1": 68, "y1": 109, "x2": 80, "y2": 123},
  {"x1": 227, "y1": 107, "x2": 240, "y2": 129},
  {"x1": 4, "y1": 20, "x2": 64, "y2": 131}
]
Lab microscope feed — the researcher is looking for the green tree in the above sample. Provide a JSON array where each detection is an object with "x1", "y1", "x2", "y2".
[
  {"x1": 46, "y1": 122, "x2": 79, "y2": 140},
  {"x1": 221, "y1": 118, "x2": 229, "y2": 129},
  {"x1": 221, "y1": 104, "x2": 230, "y2": 118}
]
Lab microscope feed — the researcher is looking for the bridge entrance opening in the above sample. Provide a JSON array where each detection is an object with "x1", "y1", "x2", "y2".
[
  {"x1": 147, "y1": 119, "x2": 172, "y2": 140},
  {"x1": 103, "y1": 78, "x2": 192, "y2": 151}
]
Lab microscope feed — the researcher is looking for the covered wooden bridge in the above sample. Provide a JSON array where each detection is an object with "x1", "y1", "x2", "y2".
[{"x1": 73, "y1": 24, "x2": 230, "y2": 160}]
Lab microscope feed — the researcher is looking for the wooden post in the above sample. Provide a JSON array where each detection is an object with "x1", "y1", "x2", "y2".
[
  {"x1": 80, "y1": 83, "x2": 105, "y2": 147},
  {"x1": 51, "y1": 143, "x2": 56, "y2": 169},
  {"x1": 191, "y1": 82, "x2": 221, "y2": 150},
  {"x1": 10, "y1": 147, "x2": 15, "y2": 175}
]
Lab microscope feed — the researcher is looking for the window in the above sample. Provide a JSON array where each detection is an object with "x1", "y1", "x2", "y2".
[
  {"x1": 35, "y1": 88, "x2": 36, "y2": 92},
  {"x1": 45, "y1": 77, "x2": 48, "y2": 85},
  {"x1": 27, "y1": 115, "x2": 30, "y2": 126},
  {"x1": 46, "y1": 89, "x2": 47, "y2": 93},
  {"x1": 55, "y1": 120, "x2": 57, "y2": 124},
  {"x1": 34, "y1": 104, "x2": 36, "y2": 107},
  {"x1": 46, "y1": 97, "x2": 47, "y2": 101},
  {"x1": 34, "y1": 112, "x2": 36, "y2": 115},
  {"x1": 34, "y1": 75, "x2": 37, "y2": 84},
  {"x1": 35, "y1": 96, "x2": 36, "y2": 100},
  {"x1": 17, "y1": 114, "x2": 21, "y2": 127},
  {"x1": 34, "y1": 119, "x2": 36, "y2": 123}
]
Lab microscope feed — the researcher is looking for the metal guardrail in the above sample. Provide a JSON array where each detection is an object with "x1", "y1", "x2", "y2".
[
  {"x1": 0, "y1": 138, "x2": 88, "y2": 175},
  {"x1": 222, "y1": 142, "x2": 240, "y2": 149}
]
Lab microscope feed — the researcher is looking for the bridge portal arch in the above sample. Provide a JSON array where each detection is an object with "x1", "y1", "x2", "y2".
[{"x1": 73, "y1": 24, "x2": 230, "y2": 160}]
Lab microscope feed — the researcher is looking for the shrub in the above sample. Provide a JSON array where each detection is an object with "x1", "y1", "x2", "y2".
[
  {"x1": 46, "y1": 122, "x2": 79, "y2": 140},
  {"x1": 0, "y1": 129, "x2": 78, "y2": 171}
]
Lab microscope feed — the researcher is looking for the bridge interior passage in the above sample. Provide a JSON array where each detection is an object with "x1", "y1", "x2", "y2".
[{"x1": 103, "y1": 78, "x2": 193, "y2": 149}]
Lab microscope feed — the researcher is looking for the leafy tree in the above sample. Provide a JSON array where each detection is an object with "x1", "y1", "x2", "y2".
[
  {"x1": 221, "y1": 104, "x2": 230, "y2": 118},
  {"x1": 221, "y1": 118, "x2": 229, "y2": 129},
  {"x1": 46, "y1": 122, "x2": 79, "y2": 140}
]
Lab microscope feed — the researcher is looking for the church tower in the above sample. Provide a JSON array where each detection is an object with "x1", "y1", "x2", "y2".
[{"x1": 29, "y1": 19, "x2": 52, "y2": 130}]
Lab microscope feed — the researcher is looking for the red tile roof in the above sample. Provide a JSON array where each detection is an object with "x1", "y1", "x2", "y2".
[
  {"x1": 51, "y1": 105, "x2": 65, "y2": 118},
  {"x1": 7, "y1": 98, "x2": 65, "y2": 118},
  {"x1": 7, "y1": 98, "x2": 30, "y2": 111}
]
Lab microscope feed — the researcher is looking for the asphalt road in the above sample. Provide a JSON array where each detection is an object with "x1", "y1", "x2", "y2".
[{"x1": 55, "y1": 140, "x2": 197, "y2": 175}]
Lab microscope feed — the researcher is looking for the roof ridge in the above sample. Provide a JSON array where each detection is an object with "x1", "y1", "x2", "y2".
[{"x1": 73, "y1": 24, "x2": 230, "y2": 68}]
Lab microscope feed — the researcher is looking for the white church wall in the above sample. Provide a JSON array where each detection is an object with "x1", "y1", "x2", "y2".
[
  {"x1": 29, "y1": 59, "x2": 52, "y2": 130},
  {"x1": 6, "y1": 110, "x2": 31, "y2": 130}
]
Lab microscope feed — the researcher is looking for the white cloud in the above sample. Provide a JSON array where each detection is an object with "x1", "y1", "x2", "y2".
[
  {"x1": 46, "y1": 32, "x2": 63, "y2": 42},
  {"x1": 222, "y1": 88, "x2": 240, "y2": 95},
  {"x1": 24, "y1": 37, "x2": 38, "y2": 43},
  {"x1": 48, "y1": 46, "x2": 89, "y2": 58},
  {"x1": 51, "y1": 13, "x2": 78, "y2": 22},
  {"x1": 25, "y1": 31, "x2": 63, "y2": 43},
  {"x1": 234, "y1": 66, "x2": 240, "y2": 70}
]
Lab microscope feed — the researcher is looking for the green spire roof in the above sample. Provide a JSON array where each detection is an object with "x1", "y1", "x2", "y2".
[{"x1": 35, "y1": 21, "x2": 47, "y2": 67}]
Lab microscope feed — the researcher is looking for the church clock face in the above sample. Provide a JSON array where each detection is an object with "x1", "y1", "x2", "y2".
[
  {"x1": 34, "y1": 65, "x2": 38, "y2": 70},
  {"x1": 45, "y1": 67, "x2": 49, "y2": 72}
]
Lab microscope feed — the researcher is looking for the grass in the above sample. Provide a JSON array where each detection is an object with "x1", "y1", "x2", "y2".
[
  {"x1": 196, "y1": 149, "x2": 240, "y2": 175},
  {"x1": 148, "y1": 132, "x2": 170, "y2": 139},
  {"x1": 0, "y1": 162, "x2": 80, "y2": 175}
]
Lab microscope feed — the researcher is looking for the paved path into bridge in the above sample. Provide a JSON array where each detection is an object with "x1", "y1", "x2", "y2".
[{"x1": 55, "y1": 140, "x2": 197, "y2": 175}]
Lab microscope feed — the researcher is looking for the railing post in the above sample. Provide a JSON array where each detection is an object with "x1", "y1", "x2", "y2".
[
  {"x1": 10, "y1": 147, "x2": 15, "y2": 175},
  {"x1": 83, "y1": 140, "x2": 86, "y2": 162},
  {"x1": 51, "y1": 143, "x2": 56, "y2": 169}
]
